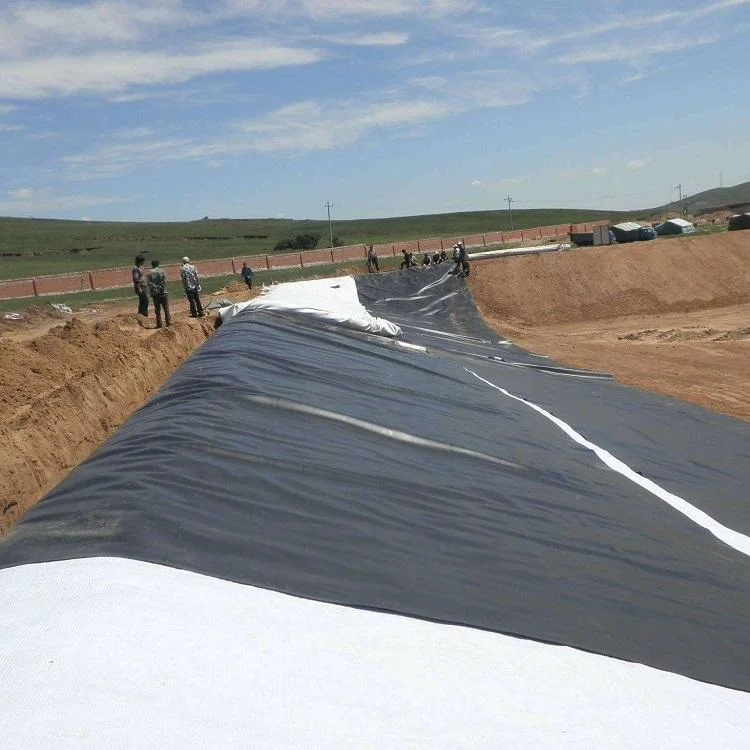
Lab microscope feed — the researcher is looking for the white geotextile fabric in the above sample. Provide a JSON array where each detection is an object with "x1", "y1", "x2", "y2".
[
  {"x1": 2, "y1": 557, "x2": 750, "y2": 750},
  {"x1": 219, "y1": 276, "x2": 401, "y2": 338}
]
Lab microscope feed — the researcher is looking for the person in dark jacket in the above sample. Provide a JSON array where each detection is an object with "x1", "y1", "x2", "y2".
[
  {"x1": 147, "y1": 259, "x2": 171, "y2": 328},
  {"x1": 240, "y1": 262, "x2": 254, "y2": 289},
  {"x1": 132, "y1": 254, "x2": 148, "y2": 317},
  {"x1": 400, "y1": 249, "x2": 417, "y2": 269}
]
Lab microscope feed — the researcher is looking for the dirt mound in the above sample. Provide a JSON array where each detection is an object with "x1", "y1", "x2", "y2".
[
  {"x1": 0, "y1": 315, "x2": 212, "y2": 534},
  {"x1": 216, "y1": 280, "x2": 252, "y2": 294},
  {"x1": 470, "y1": 233, "x2": 750, "y2": 421},
  {"x1": 0, "y1": 303, "x2": 73, "y2": 334},
  {"x1": 471, "y1": 233, "x2": 750, "y2": 326}
]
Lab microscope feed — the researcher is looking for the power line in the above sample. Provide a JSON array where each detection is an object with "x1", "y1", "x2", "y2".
[{"x1": 505, "y1": 195, "x2": 514, "y2": 229}]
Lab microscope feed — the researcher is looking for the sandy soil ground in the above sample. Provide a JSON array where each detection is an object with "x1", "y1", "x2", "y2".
[
  {"x1": 471, "y1": 232, "x2": 750, "y2": 421},
  {"x1": 1, "y1": 236, "x2": 749, "y2": 534}
]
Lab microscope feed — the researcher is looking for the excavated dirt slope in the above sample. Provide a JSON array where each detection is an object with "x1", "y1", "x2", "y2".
[
  {"x1": 471, "y1": 232, "x2": 750, "y2": 420},
  {"x1": 0, "y1": 314, "x2": 212, "y2": 534}
]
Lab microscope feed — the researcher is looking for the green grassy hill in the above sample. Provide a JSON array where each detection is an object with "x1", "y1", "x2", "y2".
[
  {"x1": 642, "y1": 181, "x2": 750, "y2": 217},
  {"x1": 0, "y1": 208, "x2": 631, "y2": 281}
]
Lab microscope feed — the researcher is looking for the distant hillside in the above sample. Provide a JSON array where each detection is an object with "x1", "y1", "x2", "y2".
[{"x1": 643, "y1": 181, "x2": 750, "y2": 217}]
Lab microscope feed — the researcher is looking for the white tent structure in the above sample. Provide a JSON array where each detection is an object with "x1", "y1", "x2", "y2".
[{"x1": 655, "y1": 218, "x2": 696, "y2": 236}]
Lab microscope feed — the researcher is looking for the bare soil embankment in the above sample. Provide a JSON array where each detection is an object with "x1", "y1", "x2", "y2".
[
  {"x1": 471, "y1": 233, "x2": 750, "y2": 420},
  {"x1": 0, "y1": 313, "x2": 212, "y2": 534}
]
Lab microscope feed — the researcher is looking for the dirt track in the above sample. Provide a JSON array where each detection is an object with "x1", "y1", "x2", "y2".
[{"x1": 1, "y1": 235, "x2": 749, "y2": 534}]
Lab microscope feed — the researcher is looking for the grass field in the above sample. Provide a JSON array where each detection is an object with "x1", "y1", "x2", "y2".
[{"x1": 0, "y1": 209, "x2": 631, "y2": 281}]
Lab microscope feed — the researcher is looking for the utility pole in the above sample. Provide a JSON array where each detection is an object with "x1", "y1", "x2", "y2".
[
  {"x1": 324, "y1": 201, "x2": 334, "y2": 248},
  {"x1": 673, "y1": 184, "x2": 682, "y2": 209},
  {"x1": 505, "y1": 195, "x2": 514, "y2": 230}
]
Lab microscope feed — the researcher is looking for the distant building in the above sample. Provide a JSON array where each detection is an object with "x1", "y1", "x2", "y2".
[
  {"x1": 610, "y1": 222, "x2": 642, "y2": 243},
  {"x1": 728, "y1": 213, "x2": 750, "y2": 232},
  {"x1": 655, "y1": 218, "x2": 696, "y2": 236}
]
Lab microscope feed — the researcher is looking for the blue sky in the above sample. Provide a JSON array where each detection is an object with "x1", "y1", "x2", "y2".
[{"x1": 0, "y1": 0, "x2": 748, "y2": 221}]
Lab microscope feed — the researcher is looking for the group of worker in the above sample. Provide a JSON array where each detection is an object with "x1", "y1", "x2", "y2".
[
  {"x1": 135, "y1": 240, "x2": 468, "y2": 326},
  {"x1": 133, "y1": 255, "x2": 257, "y2": 328},
  {"x1": 397, "y1": 242, "x2": 470, "y2": 277},
  {"x1": 131, "y1": 255, "x2": 206, "y2": 328}
]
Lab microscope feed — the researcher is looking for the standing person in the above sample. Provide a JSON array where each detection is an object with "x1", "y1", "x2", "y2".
[
  {"x1": 147, "y1": 259, "x2": 171, "y2": 328},
  {"x1": 180, "y1": 256, "x2": 204, "y2": 318},
  {"x1": 240, "y1": 261, "x2": 254, "y2": 290},
  {"x1": 452, "y1": 242, "x2": 470, "y2": 277},
  {"x1": 366, "y1": 245, "x2": 379, "y2": 273},
  {"x1": 458, "y1": 241, "x2": 470, "y2": 277},
  {"x1": 132, "y1": 254, "x2": 148, "y2": 317}
]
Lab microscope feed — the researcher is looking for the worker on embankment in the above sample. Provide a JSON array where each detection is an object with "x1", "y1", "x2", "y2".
[
  {"x1": 132, "y1": 254, "x2": 148, "y2": 317},
  {"x1": 366, "y1": 245, "x2": 380, "y2": 273},
  {"x1": 147, "y1": 259, "x2": 171, "y2": 328},
  {"x1": 240, "y1": 262, "x2": 255, "y2": 289},
  {"x1": 451, "y1": 242, "x2": 470, "y2": 277},
  {"x1": 180, "y1": 257, "x2": 204, "y2": 318}
]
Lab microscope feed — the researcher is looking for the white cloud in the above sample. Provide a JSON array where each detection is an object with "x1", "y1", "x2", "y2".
[
  {"x1": 115, "y1": 127, "x2": 157, "y2": 139},
  {"x1": 472, "y1": 177, "x2": 527, "y2": 188},
  {"x1": 0, "y1": 123, "x2": 24, "y2": 132},
  {"x1": 0, "y1": 0, "x2": 194, "y2": 57},
  {"x1": 58, "y1": 63, "x2": 544, "y2": 178},
  {"x1": 0, "y1": 40, "x2": 324, "y2": 99},
  {"x1": 226, "y1": 0, "x2": 477, "y2": 19},
  {"x1": 556, "y1": 36, "x2": 718, "y2": 65},
  {"x1": 0, "y1": 187, "x2": 128, "y2": 213},
  {"x1": 60, "y1": 94, "x2": 454, "y2": 176},
  {"x1": 463, "y1": 0, "x2": 749, "y2": 63},
  {"x1": 238, "y1": 98, "x2": 451, "y2": 153},
  {"x1": 411, "y1": 70, "x2": 538, "y2": 108},
  {"x1": 62, "y1": 137, "x2": 197, "y2": 177},
  {"x1": 8, "y1": 187, "x2": 35, "y2": 200},
  {"x1": 329, "y1": 32, "x2": 411, "y2": 47},
  {"x1": 589, "y1": 167, "x2": 608, "y2": 176},
  {"x1": 626, "y1": 159, "x2": 651, "y2": 170}
]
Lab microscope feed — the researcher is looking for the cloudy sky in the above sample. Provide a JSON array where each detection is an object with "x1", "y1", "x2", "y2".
[{"x1": 0, "y1": 0, "x2": 748, "y2": 221}]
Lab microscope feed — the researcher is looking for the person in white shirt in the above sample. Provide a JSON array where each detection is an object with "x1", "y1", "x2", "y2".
[{"x1": 180, "y1": 256, "x2": 204, "y2": 317}]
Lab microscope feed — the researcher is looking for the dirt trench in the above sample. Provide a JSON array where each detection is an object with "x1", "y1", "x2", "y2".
[
  {"x1": 2, "y1": 237, "x2": 750, "y2": 535},
  {"x1": 0, "y1": 314, "x2": 212, "y2": 535}
]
